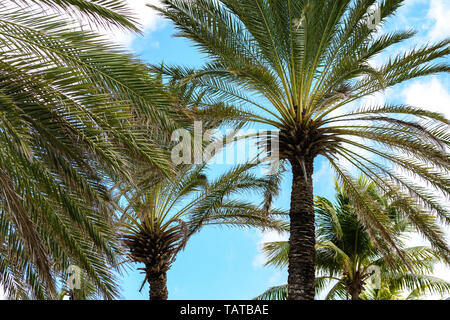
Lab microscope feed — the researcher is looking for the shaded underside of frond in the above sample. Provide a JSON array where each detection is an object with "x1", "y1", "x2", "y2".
[{"x1": 0, "y1": 0, "x2": 177, "y2": 298}]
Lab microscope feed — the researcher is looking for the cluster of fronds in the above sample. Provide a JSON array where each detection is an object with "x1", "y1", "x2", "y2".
[
  {"x1": 124, "y1": 223, "x2": 182, "y2": 276},
  {"x1": 120, "y1": 164, "x2": 288, "y2": 292},
  {"x1": 151, "y1": 0, "x2": 450, "y2": 270},
  {"x1": 255, "y1": 177, "x2": 450, "y2": 300},
  {"x1": 0, "y1": 0, "x2": 175, "y2": 299}
]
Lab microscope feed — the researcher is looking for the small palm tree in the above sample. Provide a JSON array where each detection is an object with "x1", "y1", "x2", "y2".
[
  {"x1": 256, "y1": 177, "x2": 450, "y2": 300},
  {"x1": 359, "y1": 274, "x2": 450, "y2": 300},
  {"x1": 0, "y1": 0, "x2": 174, "y2": 298},
  {"x1": 151, "y1": 0, "x2": 450, "y2": 299},
  {"x1": 120, "y1": 164, "x2": 287, "y2": 300}
]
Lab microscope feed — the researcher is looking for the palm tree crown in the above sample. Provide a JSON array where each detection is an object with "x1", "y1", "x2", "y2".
[
  {"x1": 121, "y1": 164, "x2": 287, "y2": 299},
  {"x1": 257, "y1": 177, "x2": 450, "y2": 300},
  {"x1": 151, "y1": 0, "x2": 450, "y2": 299},
  {"x1": 0, "y1": 0, "x2": 174, "y2": 298}
]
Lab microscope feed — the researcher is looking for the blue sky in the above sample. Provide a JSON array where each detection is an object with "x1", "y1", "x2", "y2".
[
  {"x1": 0, "y1": 0, "x2": 447, "y2": 302},
  {"x1": 109, "y1": 0, "x2": 450, "y2": 300}
]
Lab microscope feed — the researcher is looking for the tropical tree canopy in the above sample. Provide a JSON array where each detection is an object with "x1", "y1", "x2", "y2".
[
  {"x1": 256, "y1": 177, "x2": 450, "y2": 300},
  {"x1": 0, "y1": 0, "x2": 175, "y2": 299},
  {"x1": 151, "y1": 0, "x2": 450, "y2": 299},
  {"x1": 120, "y1": 163, "x2": 288, "y2": 299}
]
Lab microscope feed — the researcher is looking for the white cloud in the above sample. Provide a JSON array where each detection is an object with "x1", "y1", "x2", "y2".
[
  {"x1": 401, "y1": 77, "x2": 450, "y2": 117},
  {"x1": 405, "y1": 229, "x2": 450, "y2": 300},
  {"x1": 252, "y1": 230, "x2": 288, "y2": 268},
  {"x1": 103, "y1": 0, "x2": 163, "y2": 47},
  {"x1": 396, "y1": 76, "x2": 450, "y2": 202},
  {"x1": 9, "y1": 0, "x2": 164, "y2": 47},
  {"x1": 313, "y1": 160, "x2": 333, "y2": 182},
  {"x1": 267, "y1": 271, "x2": 286, "y2": 286},
  {"x1": 399, "y1": 76, "x2": 450, "y2": 299},
  {"x1": 426, "y1": 0, "x2": 450, "y2": 41}
]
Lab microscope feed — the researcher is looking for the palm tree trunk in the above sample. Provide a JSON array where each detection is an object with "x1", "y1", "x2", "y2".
[
  {"x1": 347, "y1": 279, "x2": 362, "y2": 300},
  {"x1": 350, "y1": 290, "x2": 361, "y2": 300},
  {"x1": 287, "y1": 159, "x2": 315, "y2": 300},
  {"x1": 148, "y1": 271, "x2": 168, "y2": 300}
]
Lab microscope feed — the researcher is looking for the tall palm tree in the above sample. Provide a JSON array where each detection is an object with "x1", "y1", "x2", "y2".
[
  {"x1": 150, "y1": 0, "x2": 450, "y2": 299},
  {"x1": 121, "y1": 164, "x2": 287, "y2": 300},
  {"x1": 0, "y1": 0, "x2": 174, "y2": 298},
  {"x1": 258, "y1": 244, "x2": 450, "y2": 300},
  {"x1": 256, "y1": 177, "x2": 450, "y2": 300}
]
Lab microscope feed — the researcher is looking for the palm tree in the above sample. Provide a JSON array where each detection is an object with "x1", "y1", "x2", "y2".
[
  {"x1": 359, "y1": 275, "x2": 450, "y2": 300},
  {"x1": 257, "y1": 260, "x2": 450, "y2": 300},
  {"x1": 0, "y1": 0, "x2": 175, "y2": 298},
  {"x1": 150, "y1": 0, "x2": 450, "y2": 299},
  {"x1": 256, "y1": 177, "x2": 450, "y2": 300},
  {"x1": 120, "y1": 164, "x2": 287, "y2": 299}
]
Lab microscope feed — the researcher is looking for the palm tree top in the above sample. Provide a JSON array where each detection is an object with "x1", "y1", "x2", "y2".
[
  {"x1": 120, "y1": 164, "x2": 288, "y2": 297},
  {"x1": 151, "y1": 0, "x2": 449, "y2": 125},
  {"x1": 0, "y1": 0, "x2": 175, "y2": 298},
  {"x1": 151, "y1": 0, "x2": 450, "y2": 271}
]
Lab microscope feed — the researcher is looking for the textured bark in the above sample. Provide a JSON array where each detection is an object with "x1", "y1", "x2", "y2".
[
  {"x1": 287, "y1": 159, "x2": 315, "y2": 300},
  {"x1": 346, "y1": 274, "x2": 363, "y2": 300},
  {"x1": 148, "y1": 271, "x2": 168, "y2": 300},
  {"x1": 350, "y1": 288, "x2": 361, "y2": 300}
]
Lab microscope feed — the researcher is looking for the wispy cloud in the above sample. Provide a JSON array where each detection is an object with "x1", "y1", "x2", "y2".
[
  {"x1": 426, "y1": 0, "x2": 450, "y2": 41},
  {"x1": 252, "y1": 230, "x2": 288, "y2": 268},
  {"x1": 103, "y1": 0, "x2": 164, "y2": 47},
  {"x1": 401, "y1": 76, "x2": 450, "y2": 117}
]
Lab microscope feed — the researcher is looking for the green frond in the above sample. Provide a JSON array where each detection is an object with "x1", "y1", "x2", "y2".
[
  {"x1": 0, "y1": 0, "x2": 174, "y2": 298},
  {"x1": 254, "y1": 284, "x2": 287, "y2": 300}
]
